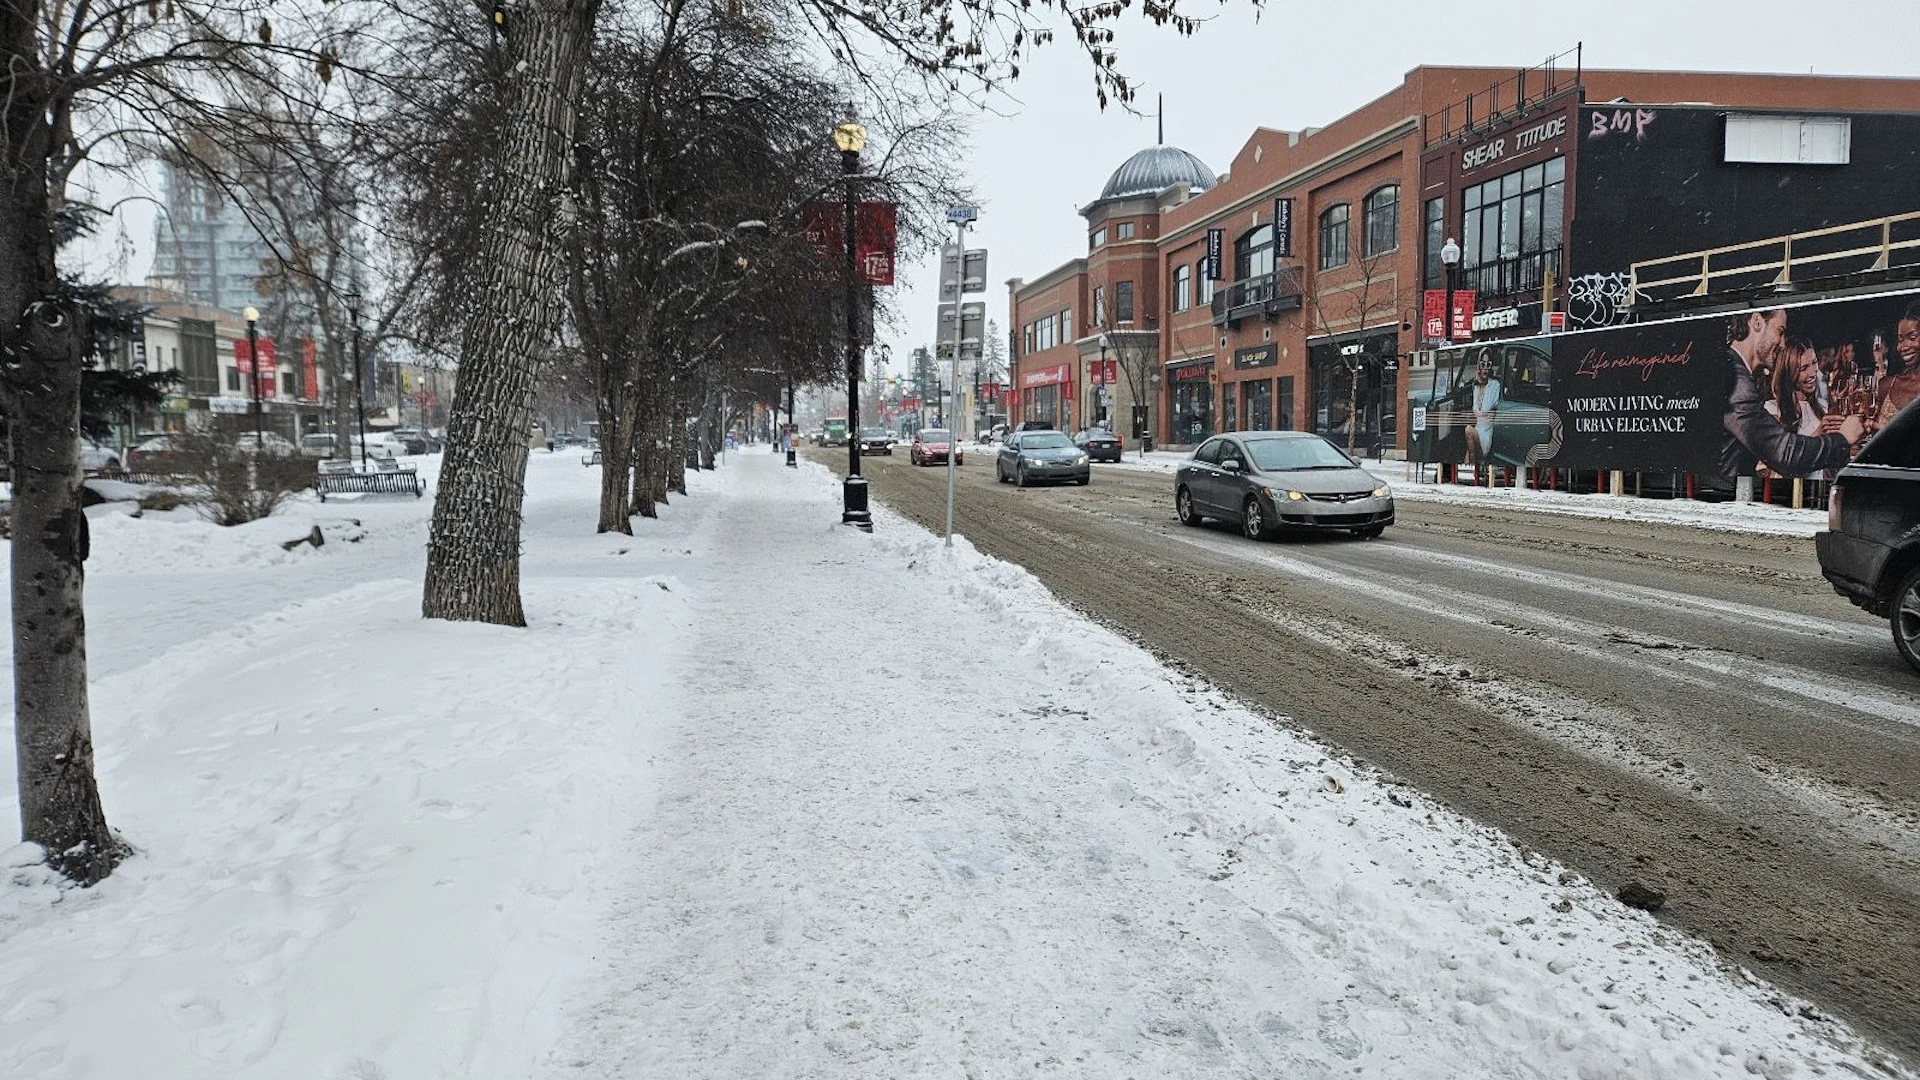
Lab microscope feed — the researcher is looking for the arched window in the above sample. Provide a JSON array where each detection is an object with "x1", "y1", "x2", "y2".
[
  {"x1": 1173, "y1": 263, "x2": 1192, "y2": 312},
  {"x1": 1197, "y1": 259, "x2": 1215, "y2": 304},
  {"x1": 1236, "y1": 224, "x2": 1274, "y2": 280},
  {"x1": 1363, "y1": 185, "x2": 1399, "y2": 258},
  {"x1": 1319, "y1": 205, "x2": 1350, "y2": 270}
]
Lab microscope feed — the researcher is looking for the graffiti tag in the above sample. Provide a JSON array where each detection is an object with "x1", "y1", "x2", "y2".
[
  {"x1": 1588, "y1": 107, "x2": 1656, "y2": 142},
  {"x1": 1566, "y1": 272, "x2": 1635, "y2": 329}
]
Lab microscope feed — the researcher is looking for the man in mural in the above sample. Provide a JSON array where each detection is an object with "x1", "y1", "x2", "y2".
[{"x1": 1722, "y1": 309, "x2": 1863, "y2": 479}]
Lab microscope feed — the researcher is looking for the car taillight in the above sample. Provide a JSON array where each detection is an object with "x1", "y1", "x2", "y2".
[{"x1": 1827, "y1": 484, "x2": 1842, "y2": 532}]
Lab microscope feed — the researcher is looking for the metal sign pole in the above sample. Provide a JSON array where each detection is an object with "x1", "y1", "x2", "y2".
[{"x1": 944, "y1": 213, "x2": 970, "y2": 548}]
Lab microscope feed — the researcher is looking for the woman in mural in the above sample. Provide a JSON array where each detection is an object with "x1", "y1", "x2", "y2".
[
  {"x1": 1463, "y1": 349, "x2": 1503, "y2": 467},
  {"x1": 1880, "y1": 301, "x2": 1920, "y2": 424},
  {"x1": 1766, "y1": 337, "x2": 1824, "y2": 437}
]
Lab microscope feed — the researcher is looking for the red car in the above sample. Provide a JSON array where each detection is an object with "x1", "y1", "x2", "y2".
[{"x1": 909, "y1": 428, "x2": 964, "y2": 466}]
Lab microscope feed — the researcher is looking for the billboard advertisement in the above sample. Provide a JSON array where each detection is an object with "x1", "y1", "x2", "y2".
[{"x1": 1413, "y1": 290, "x2": 1920, "y2": 478}]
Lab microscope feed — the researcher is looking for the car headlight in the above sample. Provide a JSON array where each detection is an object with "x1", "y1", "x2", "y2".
[
  {"x1": 1027, "y1": 457, "x2": 1047, "y2": 467},
  {"x1": 1286, "y1": 490, "x2": 1305, "y2": 501},
  {"x1": 1074, "y1": 455, "x2": 1087, "y2": 465},
  {"x1": 1373, "y1": 485, "x2": 1391, "y2": 499}
]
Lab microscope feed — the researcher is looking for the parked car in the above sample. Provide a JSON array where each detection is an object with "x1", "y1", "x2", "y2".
[
  {"x1": 355, "y1": 433, "x2": 408, "y2": 459},
  {"x1": 394, "y1": 428, "x2": 444, "y2": 453},
  {"x1": 859, "y1": 427, "x2": 895, "y2": 455},
  {"x1": 300, "y1": 432, "x2": 340, "y2": 458},
  {"x1": 1816, "y1": 396, "x2": 1920, "y2": 675},
  {"x1": 234, "y1": 431, "x2": 297, "y2": 457},
  {"x1": 80, "y1": 440, "x2": 123, "y2": 476},
  {"x1": 1072, "y1": 428, "x2": 1124, "y2": 462},
  {"x1": 909, "y1": 428, "x2": 964, "y2": 466},
  {"x1": 996, "y1": 429, "x2": 1088, "y2": 487},
  {"x1": 124, "y1": 433, "x2": 189, "y2": 473},
  {"x1": 1175, "y1": 431, "x2": 1393, "y2": 540}
]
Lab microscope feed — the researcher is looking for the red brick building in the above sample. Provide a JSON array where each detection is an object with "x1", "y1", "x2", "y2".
[{"x1": 1009, "y1": 59, "x2": 1920, "y2": 451}]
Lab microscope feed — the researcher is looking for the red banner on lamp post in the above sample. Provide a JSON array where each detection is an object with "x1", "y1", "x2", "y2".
[
  {"x1": 233, "y1": 336, "x2": 278, "y2": 399},
  {"x1": 1421, "y1": 289, "x2": 1479, "y2": 343},
  {"x1": 800, "y1": 201, "x2": 899, "y2": 286}
]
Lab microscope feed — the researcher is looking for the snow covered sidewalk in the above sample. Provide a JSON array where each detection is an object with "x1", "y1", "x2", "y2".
[{"x1": 0, "y1": 450, "x2": 1902, "y2": 1078}]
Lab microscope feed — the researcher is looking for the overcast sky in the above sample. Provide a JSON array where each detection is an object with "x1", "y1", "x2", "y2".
[
  {"x1": 875, "y1": 0, "x2": 1920, "y2": 373},
  {"x1": 82, "y1": 0, "x2": 1920, "y2": 381}
]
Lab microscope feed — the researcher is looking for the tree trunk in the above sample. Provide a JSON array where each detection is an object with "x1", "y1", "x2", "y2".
[
  {"x1": 1, "y1": 28, "x2": 121, "y2": 880},
  {"x1": 422, "y1": 0, "x2": 602, "y2": 626},
  {"x1": 630, "y1": 365, "x2": 658, "y2": 517},
  {"x1": 331, "y1": 336, "x2": 356, "y2": 459},
  {"x1": 593, "y1": 380, "x2": 633, "y2": 532},
  {"x1": 1346, "y1": 363, "x2": 1361, "y2": 458},
  {"x1": 669, "y1": 399, "x2": 690, "y2": 495}
]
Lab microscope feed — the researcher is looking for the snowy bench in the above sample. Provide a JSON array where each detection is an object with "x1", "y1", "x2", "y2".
[{"x1": 314, "y1": 457, "x2": 425, "y2": 501}]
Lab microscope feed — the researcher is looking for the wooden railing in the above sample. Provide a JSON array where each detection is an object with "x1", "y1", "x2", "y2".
[{"x1": 1628, "y1": 210, "x2": 1920, "y2": 306}]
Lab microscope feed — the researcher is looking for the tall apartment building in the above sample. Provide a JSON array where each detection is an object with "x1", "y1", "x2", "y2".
[{"x1": 148, "y1": 161, "x2": 274, "y2": 312}]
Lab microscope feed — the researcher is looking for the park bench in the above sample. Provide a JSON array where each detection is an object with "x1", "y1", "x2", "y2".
[{"x1": 314, "y1": 456, "x2": 425, "y2": 501}]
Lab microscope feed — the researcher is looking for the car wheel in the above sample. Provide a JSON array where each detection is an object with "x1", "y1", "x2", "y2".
[
  {"x1": 1895, "y1": 565, "x2": 1920, "y2": 676},
  {"x1": 1241, "y1": 496, "x2": 1271, "y2": 541},
  {"x1": 1015, "y1": 465, "x2": 1029, "y2": 488},
  {"x1": 1176, "y1": 486, "x2": 1202, "y2": 526},
  {"x1": 1076, "y1": 476, "x2": 1090, "y2": 486}
]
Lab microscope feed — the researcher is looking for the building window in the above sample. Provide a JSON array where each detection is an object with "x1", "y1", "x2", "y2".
[
  {"x1": 1319, "y1": 204, "x2": 1350, "y2": 270},
  {"x1": 1197, "y1": 260, "x2": 1215, "y2": 304},
  {"x1": 1423, "y1": 197, "x2": 1446, "y2": 288},
  {"x1": 226, "y1": 366, "x2": 240, "y2": 391},
  {"x1": 283, "y1": 371, "x2": 297, "y2": 396},
  {"x1": 1461, "y1": 155, "x2": 1565, "y2": 295},
  {"x1": 1090, "y1": 227, "x2": 1107, "y2": 249},
  {"x1": 1062, "y1": 308, "x2": 1073, "y2": 340},
  {"x1": 1023, "y1": 324, "x2": 1035, "y2": 356},
  {"x1": 1173, "y1": 264, "x2": 1192, "y2": 312},
  {"x1": 1362, "y1": 185, "x2": 1399, "y2": 258},
  {"x1": 1115, "y1": 281, "x2": 1135, "y2": 323},
  {"x1": 1236, "y1": 224, "x2": 1274, "y2": 280},
  {"x1": 1724, "y1": 114, "x2": 1850, "y2": 165},
  {"x1": 1276, "y1": 376, "x2": 1295, "y2": 430},
  {"x1": 1093, "y1": 286, "x2": 1105, "y2": 326},
  {"x1": 1116, "y1": 222, "x2": 1135, "y2": 240}
]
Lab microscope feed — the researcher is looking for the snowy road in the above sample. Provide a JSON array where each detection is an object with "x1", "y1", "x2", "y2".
[{"x1": 836, "y1": 448, "x2": 1920, "y2": 1068}]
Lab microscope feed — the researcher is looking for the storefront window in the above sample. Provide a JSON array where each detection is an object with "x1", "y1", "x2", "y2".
[
  {"x1": 1236, "y1": 225, "x2": 1274, "y2": 280},
  {"x1": 1363, "y1": 186, "x2": 1398, "y2": 258},
  {"x1": 1319, "y1": 204, "x2": 1350, "y2": 270},
  {"x1": 1168, "y1": 363, "x2": 1215, "y2": 444},
  {"x1": 1309, "y1": 334, "x2": 1399, "y2": 454},
  {"x1": 1423, "y1": 197, "x2": 1445, "y2": 288},
  {"x1": 1221, "y1": 385, "x2": 1238, "y2": 432},
  {"x1": 1461, "y1": 156, "x2": 1564, "y2": 296},
  {"x1": 1277, "y1": 376, "x2": 1295, "y2": 430},
  {"x1": 1244, "y1": 378, "x2": 1273, "y2": 431}
]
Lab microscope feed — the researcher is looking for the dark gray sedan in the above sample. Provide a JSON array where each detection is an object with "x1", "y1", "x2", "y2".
[
  {"x1": 1174, "y1": 431, "x2": 1394, "y2": 539},
  {"x1": 996, "y1": 429, "x2": 1091, "y2": 487}
]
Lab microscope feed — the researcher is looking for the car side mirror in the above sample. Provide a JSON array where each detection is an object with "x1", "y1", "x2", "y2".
[{"x1": 1221, "y1": 458, "x2": 1242, "y2": 472}]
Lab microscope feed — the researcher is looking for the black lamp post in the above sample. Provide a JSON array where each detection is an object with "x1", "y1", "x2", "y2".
[
  {"x1": 243, "y1": 305, "x2": 264, "y2": 447},
  {"x1": 1440, "y1": 236, "x2": 1462, "y2": 346},
  {"x1": 785, "y1": 370, "x2": 797, "y2": 468},
  {"x1": 834, "y1": 121, "x2": 871, "y2": 530},
  {"x1": 346, "y1": 290, "x2": 370, "y2": 468}
]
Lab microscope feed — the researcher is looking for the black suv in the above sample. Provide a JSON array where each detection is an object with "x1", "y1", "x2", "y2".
[{"x1": 1816, "y1": 396, "x2": 1920, "y2": 674}]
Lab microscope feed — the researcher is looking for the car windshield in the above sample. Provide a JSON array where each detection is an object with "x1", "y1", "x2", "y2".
[
  {"x1": 1022, "y1": 433, "x2": 1074, "y2": 449},
  {"x1": 1245, "y1": 437, "x2": 1356, "y2": 471},
  {"x1": 920, "y1": 430, "x2": 951, "y2": 442}
]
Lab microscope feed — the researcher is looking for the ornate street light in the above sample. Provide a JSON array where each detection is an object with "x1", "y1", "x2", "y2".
[{"x1": 835, "y1": 121, "x2": 871, "y2": 530}]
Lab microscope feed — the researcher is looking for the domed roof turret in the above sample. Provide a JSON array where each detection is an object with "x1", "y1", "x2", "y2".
[{"x1": 1096, "y1": 145, "x2": 1216, "y2": 203}]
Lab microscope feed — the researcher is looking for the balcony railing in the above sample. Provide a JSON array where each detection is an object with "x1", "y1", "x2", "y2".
[
  {"x1": 1422, "y1": 46, "x2": 1583, "y2": 148},
  {"x1": 1628, "y1": 211, "x2": 1920, "y2": 307},
  {"x1": 1457, "y1": 247, "x2": 1561, "y2": 300},
  {"x1": 1210, "y1": 267, "x2": 1302, "y2": 326}
]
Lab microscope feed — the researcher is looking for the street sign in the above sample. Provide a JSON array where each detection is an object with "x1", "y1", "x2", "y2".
[{"x1": 946, "y1": 206, "x2": 978, "y2": 223}]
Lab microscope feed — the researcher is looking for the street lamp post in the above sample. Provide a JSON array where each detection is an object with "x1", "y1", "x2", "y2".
[
  {"x1": 1097, "y1": 333, "x2": 1110, "y2": 431},
  {"x1": 242, "y1": 306, "x2": 264, "y2": 448},
  {"x1": 786, "y1": 370, "x2": 797, "y2": 468},
  {"x1": 834, "y1": 121, "x2": 871, "y2": 530},
  {"x1": 1440, "y1": 237, "x2": 1462, "y2": 483},
  {"x1": 346, "y1": 290, "x2": 370, "y2": 469}
]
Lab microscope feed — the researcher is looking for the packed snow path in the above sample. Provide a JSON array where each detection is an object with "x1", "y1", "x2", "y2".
[{"x1": 0, "y1": 451, "x2": 1904, "y2": 1078}]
